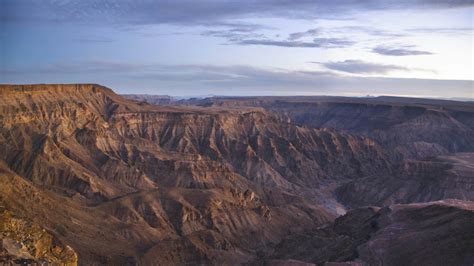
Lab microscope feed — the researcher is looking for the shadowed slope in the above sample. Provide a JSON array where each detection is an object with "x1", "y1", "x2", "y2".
[{"x1": 269, "y1": 200, "x2": 474, "y2": 266}]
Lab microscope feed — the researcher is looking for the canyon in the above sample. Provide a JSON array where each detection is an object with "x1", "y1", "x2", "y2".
[{"x1": 1, "y1": 84, "x2": 473, "y2": 265}]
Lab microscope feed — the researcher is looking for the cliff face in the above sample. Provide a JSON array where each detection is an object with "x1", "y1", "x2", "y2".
[
  {"x1": 182, "y1": 96, "x2": 474, "y2": 158},
  {"x1": 0, "y1": 85, "x2": 472, "y2": 265}
]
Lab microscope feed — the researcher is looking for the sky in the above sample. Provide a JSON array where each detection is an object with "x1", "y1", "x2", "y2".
[{"x1": 1, "y1": 0, "x2": 473, "y2": 98}]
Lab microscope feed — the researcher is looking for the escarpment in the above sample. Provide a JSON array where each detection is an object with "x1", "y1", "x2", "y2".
[
  {"x1": 181, "y1": 96, "x2": 474, "y2": 158},
  {"x1": 1, "y1": 85, "x2": 472, "y2": 265}
]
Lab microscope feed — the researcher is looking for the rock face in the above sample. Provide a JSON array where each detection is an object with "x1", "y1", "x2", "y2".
[{"x1": 0, "y1": 84, "x2": 472, "y2": 265}]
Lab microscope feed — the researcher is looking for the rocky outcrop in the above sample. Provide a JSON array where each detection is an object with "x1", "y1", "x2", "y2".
[{"x1": 0, "y1": 207, "x2": 77, "y2": 265}]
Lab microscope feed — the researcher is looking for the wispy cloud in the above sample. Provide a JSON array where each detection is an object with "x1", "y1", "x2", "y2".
[
  {"x1": 288, "y1": 29, "x2": 320, "y2": 40},
  {"x1": 201, "y1": 27, "x2": 265, "y2": 42},
  {"x1": 237, "y1": 37, "x2": 354, "y2": 48},
  {"x1": 202, "y1": 26, "x2": 353, "y2": 49},
  {"x1": 313, "y1": 60, "x2": 410, "y2": 74},
  {"x1": 372, "y1": 45, "x2": 434, "y2": 56}
]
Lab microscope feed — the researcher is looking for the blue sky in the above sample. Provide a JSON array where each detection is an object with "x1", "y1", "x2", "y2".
[{"x1": 1, "y1": 0, "x2": 473, "y2": 98}]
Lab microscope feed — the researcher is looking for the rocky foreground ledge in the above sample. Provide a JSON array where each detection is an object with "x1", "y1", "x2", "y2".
[{"x1": 0, "y1": 207, "x2": 77, "y2": 265}]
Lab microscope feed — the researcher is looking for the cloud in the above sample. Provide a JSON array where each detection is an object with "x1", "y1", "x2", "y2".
[
  {"x1": 201, "y1": 26, "x2": 266, "y2": 42},
  {"x1": 2, "y1": 0, "x2": 473, "y2": 26},
  {"x1": 288, "y1": 29, "x2": 320, "y2": 40},
  {"x1": 315, "y1": 60, "x2": 410, "y2": 74},
  {"x1": 202, "y1": 26, "x2": 354, "y2": 49},
  {"x1": 372, "y1": 45, "x2": 434, "y2": 56},
  {"x1": 237, "y1": 38, "x2": 354, "y2": 48}
]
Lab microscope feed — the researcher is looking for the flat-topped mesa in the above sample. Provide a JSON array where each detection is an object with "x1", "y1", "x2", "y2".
[
  {"x1": 0, "y1": 84, "x2": 270, "y2": 131},
  {"x1": 0, "y1": 84, "x2": 266, "y2": 118},
  {"x1": 0, "y1": 83, "x2": 114, "y2": 95},
  {"x1": 0, "y1": 84, "x2": 120, "y2": 111},
  {"x1": 0, "y1": 84, "x2": 130, "y2": 127},
  {"x1": 0, "y1": 83, "x2": 192, "y2": 124}
]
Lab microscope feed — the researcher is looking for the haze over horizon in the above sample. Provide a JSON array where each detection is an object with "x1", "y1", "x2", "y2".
[{"x1": 1, "y1": 0, "x2": 473, "y2": 98}]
